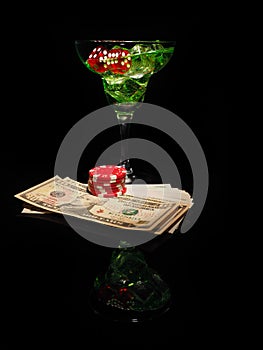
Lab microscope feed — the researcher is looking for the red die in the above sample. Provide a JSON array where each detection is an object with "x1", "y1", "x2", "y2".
[
  {"x1": 107, "y1": 48, "x2": 132, "y2": 74},
  {"x1": 87, "y1": 46, "x2": 108, "y2": 73},
  {"x1": 87, "y1": 46, "x2": 132, "y2": 74}
]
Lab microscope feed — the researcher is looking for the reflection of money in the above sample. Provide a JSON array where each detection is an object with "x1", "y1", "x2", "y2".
[{"x1": 15, "y1": 176, "x2": 191, "y2": 235}]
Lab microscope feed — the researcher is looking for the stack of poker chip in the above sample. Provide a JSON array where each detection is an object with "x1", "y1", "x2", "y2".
[{"x1": 88, "y1": 165, "x2": 127, "y2": 198}]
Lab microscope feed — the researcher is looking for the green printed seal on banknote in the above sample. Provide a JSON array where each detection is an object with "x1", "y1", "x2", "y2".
[{"x1": 122, "y1": 209, "x2": 139, "y2": 216}]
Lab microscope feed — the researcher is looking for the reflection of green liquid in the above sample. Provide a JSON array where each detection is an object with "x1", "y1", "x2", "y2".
[
  {"x1": 93, "y1": 246, "x2": 171, "y2": 312},
  {"x1": 86, "y1": 46, "x2": 174, "y2": 105}
]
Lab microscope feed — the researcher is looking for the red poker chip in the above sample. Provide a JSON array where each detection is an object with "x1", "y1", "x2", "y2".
[
  {"x1": 89, "y1": 175, "x2": 126, "y2": 183},
  {"x1": 93, "y1": 187, "x2": 127, "y2": 198},
  {"x1": 89, "y1": 165, "x2": 126, "y2": 181},
  {"x1": 88, "y1": 186, "x2": 126, "y2": 195},
  {"x1": 88, "y1": 179, "x2": 125, "y2": 189},
  {"x1": 88, "y1": 178, "x2": 125, "y2": 187},
  {"x1": 88, "y1": 183, "x2": 126, "y2": 195},
  {"x1": 88, "y1": 188, "x2": 127, "y2": 198}
]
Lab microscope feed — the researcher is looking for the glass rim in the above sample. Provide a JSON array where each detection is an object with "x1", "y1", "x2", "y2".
[{"x1": 75, "y1": 39, "x2": 176, "y2": 45}]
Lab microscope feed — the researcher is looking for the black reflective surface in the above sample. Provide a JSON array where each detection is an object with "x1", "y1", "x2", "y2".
[{"x1": 3, "y1": 15, "x2": 229, "y2": 347}]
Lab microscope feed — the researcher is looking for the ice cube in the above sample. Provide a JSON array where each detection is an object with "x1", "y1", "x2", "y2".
[
  {"x1": 104, "y1": 75, "x2": 128, "y2": 85},
  {"x1": 127, "y1": 44, "x2": 157, "y2": 77}
]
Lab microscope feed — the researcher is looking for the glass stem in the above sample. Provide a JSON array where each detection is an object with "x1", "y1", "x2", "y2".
[{"x1": 116, "y1": 112, "x2": 134, "y2": 177}]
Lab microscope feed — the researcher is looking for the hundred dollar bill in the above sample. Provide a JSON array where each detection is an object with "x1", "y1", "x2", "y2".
[{"x1": 15, "y1": 176, "x2": 191, "y2": 235}]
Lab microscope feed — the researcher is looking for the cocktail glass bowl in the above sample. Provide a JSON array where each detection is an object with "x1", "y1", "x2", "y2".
[{"x1": 75, "y1": 40, "x2": 176, "y2": 183}]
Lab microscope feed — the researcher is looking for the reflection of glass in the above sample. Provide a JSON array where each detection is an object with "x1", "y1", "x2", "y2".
[
  {"x1": 89, "y1": 243, "x2": 172, "y2": 322},
  {"x1": 75, "y1": 40, "x2": 175, "y2": 183}
]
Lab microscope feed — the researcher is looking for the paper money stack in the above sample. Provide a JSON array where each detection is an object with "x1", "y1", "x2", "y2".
[{"x1": 14, "y1": 175, "x2": 193, "y2": 235}]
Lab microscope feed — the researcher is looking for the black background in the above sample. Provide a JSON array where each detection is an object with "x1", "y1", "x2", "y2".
[{"x1": 3, "y1": 15, "x2": 229, "y2": 346}]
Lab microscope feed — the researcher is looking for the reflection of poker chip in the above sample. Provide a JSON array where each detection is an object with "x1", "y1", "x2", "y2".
[
  {"x1": 122, "y1": 208, "x2": 139, "y2": 215},
  {"x1": 89, "y1": 165, "x2": 126, "y2": 181}
]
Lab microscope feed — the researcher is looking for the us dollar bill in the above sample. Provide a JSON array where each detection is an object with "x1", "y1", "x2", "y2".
[{"x1": 15, "y1": 176, "x2": 191, "y2": 234}]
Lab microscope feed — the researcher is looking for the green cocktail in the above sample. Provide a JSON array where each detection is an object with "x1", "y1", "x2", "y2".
[
  {"x1": 75, "y1": 40, "x2": 175, "y2": 181},
  {"x1": 84, "y1": 43, "x2": 174, "y2": 107}
]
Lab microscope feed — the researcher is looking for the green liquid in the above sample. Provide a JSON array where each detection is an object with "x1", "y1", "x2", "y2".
[
  {"x1": 85, "y1": 46, "x2": 174, "y2": 105},
  {"x1": 102, "y1": 74, "x2": 150, "y2": 106}
]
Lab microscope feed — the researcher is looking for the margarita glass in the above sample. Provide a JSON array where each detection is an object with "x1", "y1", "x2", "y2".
[{"x1": 75, "y1": 40, "x2": 175, "y2": 183}]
